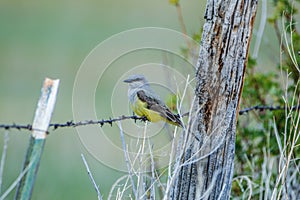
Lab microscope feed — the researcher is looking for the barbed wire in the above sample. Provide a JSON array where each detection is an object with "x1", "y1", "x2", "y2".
[
  {"x1": 0, "y1": 105, "x2": 299, "y2": 132},
  {"x1": 0, "y1": 115, "x2": 147, "y2": 132},
  {"x1": 238, "y1": 105, "x2": 300, "y2": 115}
]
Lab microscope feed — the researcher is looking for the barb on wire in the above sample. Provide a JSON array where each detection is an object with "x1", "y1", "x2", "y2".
[
  {"x1": 238, "y1": 105, "x2": 300, "y2": 115},
  {"x1": 0, "y1": 105, "x2": 299, "y2": 132},
  {"x1": 0, "y1": 124, "x2": 33, "y2": 131},
  {"x1": 0, "y1": 115, "x2": 147, "y2": 132},
  {"x1": 49, "y1": 115, "x2": 147, "y2": 129}
]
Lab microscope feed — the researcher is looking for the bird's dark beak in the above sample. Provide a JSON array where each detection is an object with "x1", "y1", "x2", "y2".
[{"x1": 123, "y1": 79, "x2": 131, "y2": 83}]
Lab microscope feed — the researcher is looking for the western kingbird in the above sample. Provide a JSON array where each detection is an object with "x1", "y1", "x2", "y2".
[{"x1": 124, "y1": 74, "x2": 183, "y2": 127}]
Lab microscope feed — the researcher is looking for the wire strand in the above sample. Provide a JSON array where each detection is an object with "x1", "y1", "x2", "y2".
[{"x1": 0, "y1": 105, "x2": 299, "y2": 132}]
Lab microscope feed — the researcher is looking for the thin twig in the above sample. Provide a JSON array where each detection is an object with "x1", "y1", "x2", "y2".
[
  {"x1": 175, "y1": 3, "x2": 191, "y2": 50},
  {"x1": 232, "y1": 176, "x2": 254, "y2": 200},
  {"x1": 0, "y1": 160, "x2": 33, "y2": 200},
  {"x1": 252, "y1": 0, "x2": 267, "y2": 58},
  {"x1": 0, "y1": 131, "x2": 9, "y2": 194},
  {"x1": 108, "y1": 175, "x2": 130, "y2": 200},
  {"x1": 117, "y1": 122, "x2": 137, "y2": 198},
  {"x1": 81, "y1": 154, "x2": 102, "y2": 200},
  {"x1": 147, "y1": 139, "x2": 155, "y2": 200}
]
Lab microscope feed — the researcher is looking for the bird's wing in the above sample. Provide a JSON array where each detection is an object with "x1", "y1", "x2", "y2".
[{"x1": 137, "y1": 90, "x2": 182, "y2": 126}]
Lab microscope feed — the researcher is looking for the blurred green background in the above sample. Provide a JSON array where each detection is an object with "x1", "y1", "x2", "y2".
[
  {"x1": 0, "y1": 0, "x2": 288, "y2": 199},
  {"x1": 0, "y1": 1, "x2": 205, "y2": 199}
]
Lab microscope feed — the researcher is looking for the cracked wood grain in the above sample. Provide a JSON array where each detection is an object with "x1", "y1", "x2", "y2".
[{"x1": 168, "y1": 0, "x2": 258, "y2": 199}]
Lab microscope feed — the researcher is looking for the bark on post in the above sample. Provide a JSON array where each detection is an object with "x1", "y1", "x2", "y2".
[{"x1": 169, "y1": 0, "x2": 258, "y2": 199}]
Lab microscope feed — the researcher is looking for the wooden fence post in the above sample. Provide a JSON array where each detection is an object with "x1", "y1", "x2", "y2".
[
  {"x1": 167, "y1": 0, "x2": 258, "y2": 199},
  {"x1": 14, "y1": 78, "x2": 59, "y2": 200}
]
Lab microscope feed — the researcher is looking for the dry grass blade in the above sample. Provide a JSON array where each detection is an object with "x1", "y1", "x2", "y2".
[
  {"x1": 81, "y1": 154, "x2": 102, "y2": 200},
  {"x1": 0, "y1": 131, "x2": 9, "y2": 194},
  {"x1": 117, "y1": 122, "x2": 137, "y2": 198}
]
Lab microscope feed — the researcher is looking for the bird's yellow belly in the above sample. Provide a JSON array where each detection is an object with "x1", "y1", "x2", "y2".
[{"x1": 131, "y1": 98, "x2": 163, "y2": 122}]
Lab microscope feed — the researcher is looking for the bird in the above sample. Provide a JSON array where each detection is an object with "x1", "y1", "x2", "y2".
[{"x1": 124, "y1": 74, "x2": 183, "y2": 127}]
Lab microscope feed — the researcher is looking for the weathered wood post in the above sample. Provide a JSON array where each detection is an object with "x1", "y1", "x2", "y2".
[{"x1": 168, "y1": 0, "x2": 258, "y2": 199}]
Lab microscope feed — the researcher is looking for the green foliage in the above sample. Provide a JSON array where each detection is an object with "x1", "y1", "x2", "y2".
[
  {"x1": 269, "y1": 0, "x2": 297, "y2": 22},
  {"x1": 191, "y1": 28, "x2": 202, "y2": 43},
  {"x1": 233, "y1": 0, "x2": 300, "y2": 197},
  {"x1": 243, "y1": 57, "x2": 281, "y2": 106},
  {"x1": 180, "y1": 29, "x2": 202, "y2": 59},
  {"x1": 165, "y1": 93, "x2": 179, "y2": 112},
  {"x1": 269, "y1": 0, "x2": 300, "y2": 82},
  {"x1": 172, "y1": 0, "x2": 300, "y2": 198},
  {"x1": 236, "y1": 55, "x2": 285, "y2": 187}
]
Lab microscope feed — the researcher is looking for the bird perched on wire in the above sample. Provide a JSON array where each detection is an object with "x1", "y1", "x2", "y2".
[{"x1": 124, "y1": 74, "x2": 183, "y2": 127}]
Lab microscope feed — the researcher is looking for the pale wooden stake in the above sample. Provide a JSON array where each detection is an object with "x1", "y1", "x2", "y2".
[{"x1": 14, "y1": 78, "x2": 59, "y2": 200}]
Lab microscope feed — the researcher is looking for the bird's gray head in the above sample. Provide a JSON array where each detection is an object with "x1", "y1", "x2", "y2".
[{"x1": 123, "y1": 74, "x2": 149, "y2": 89}]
